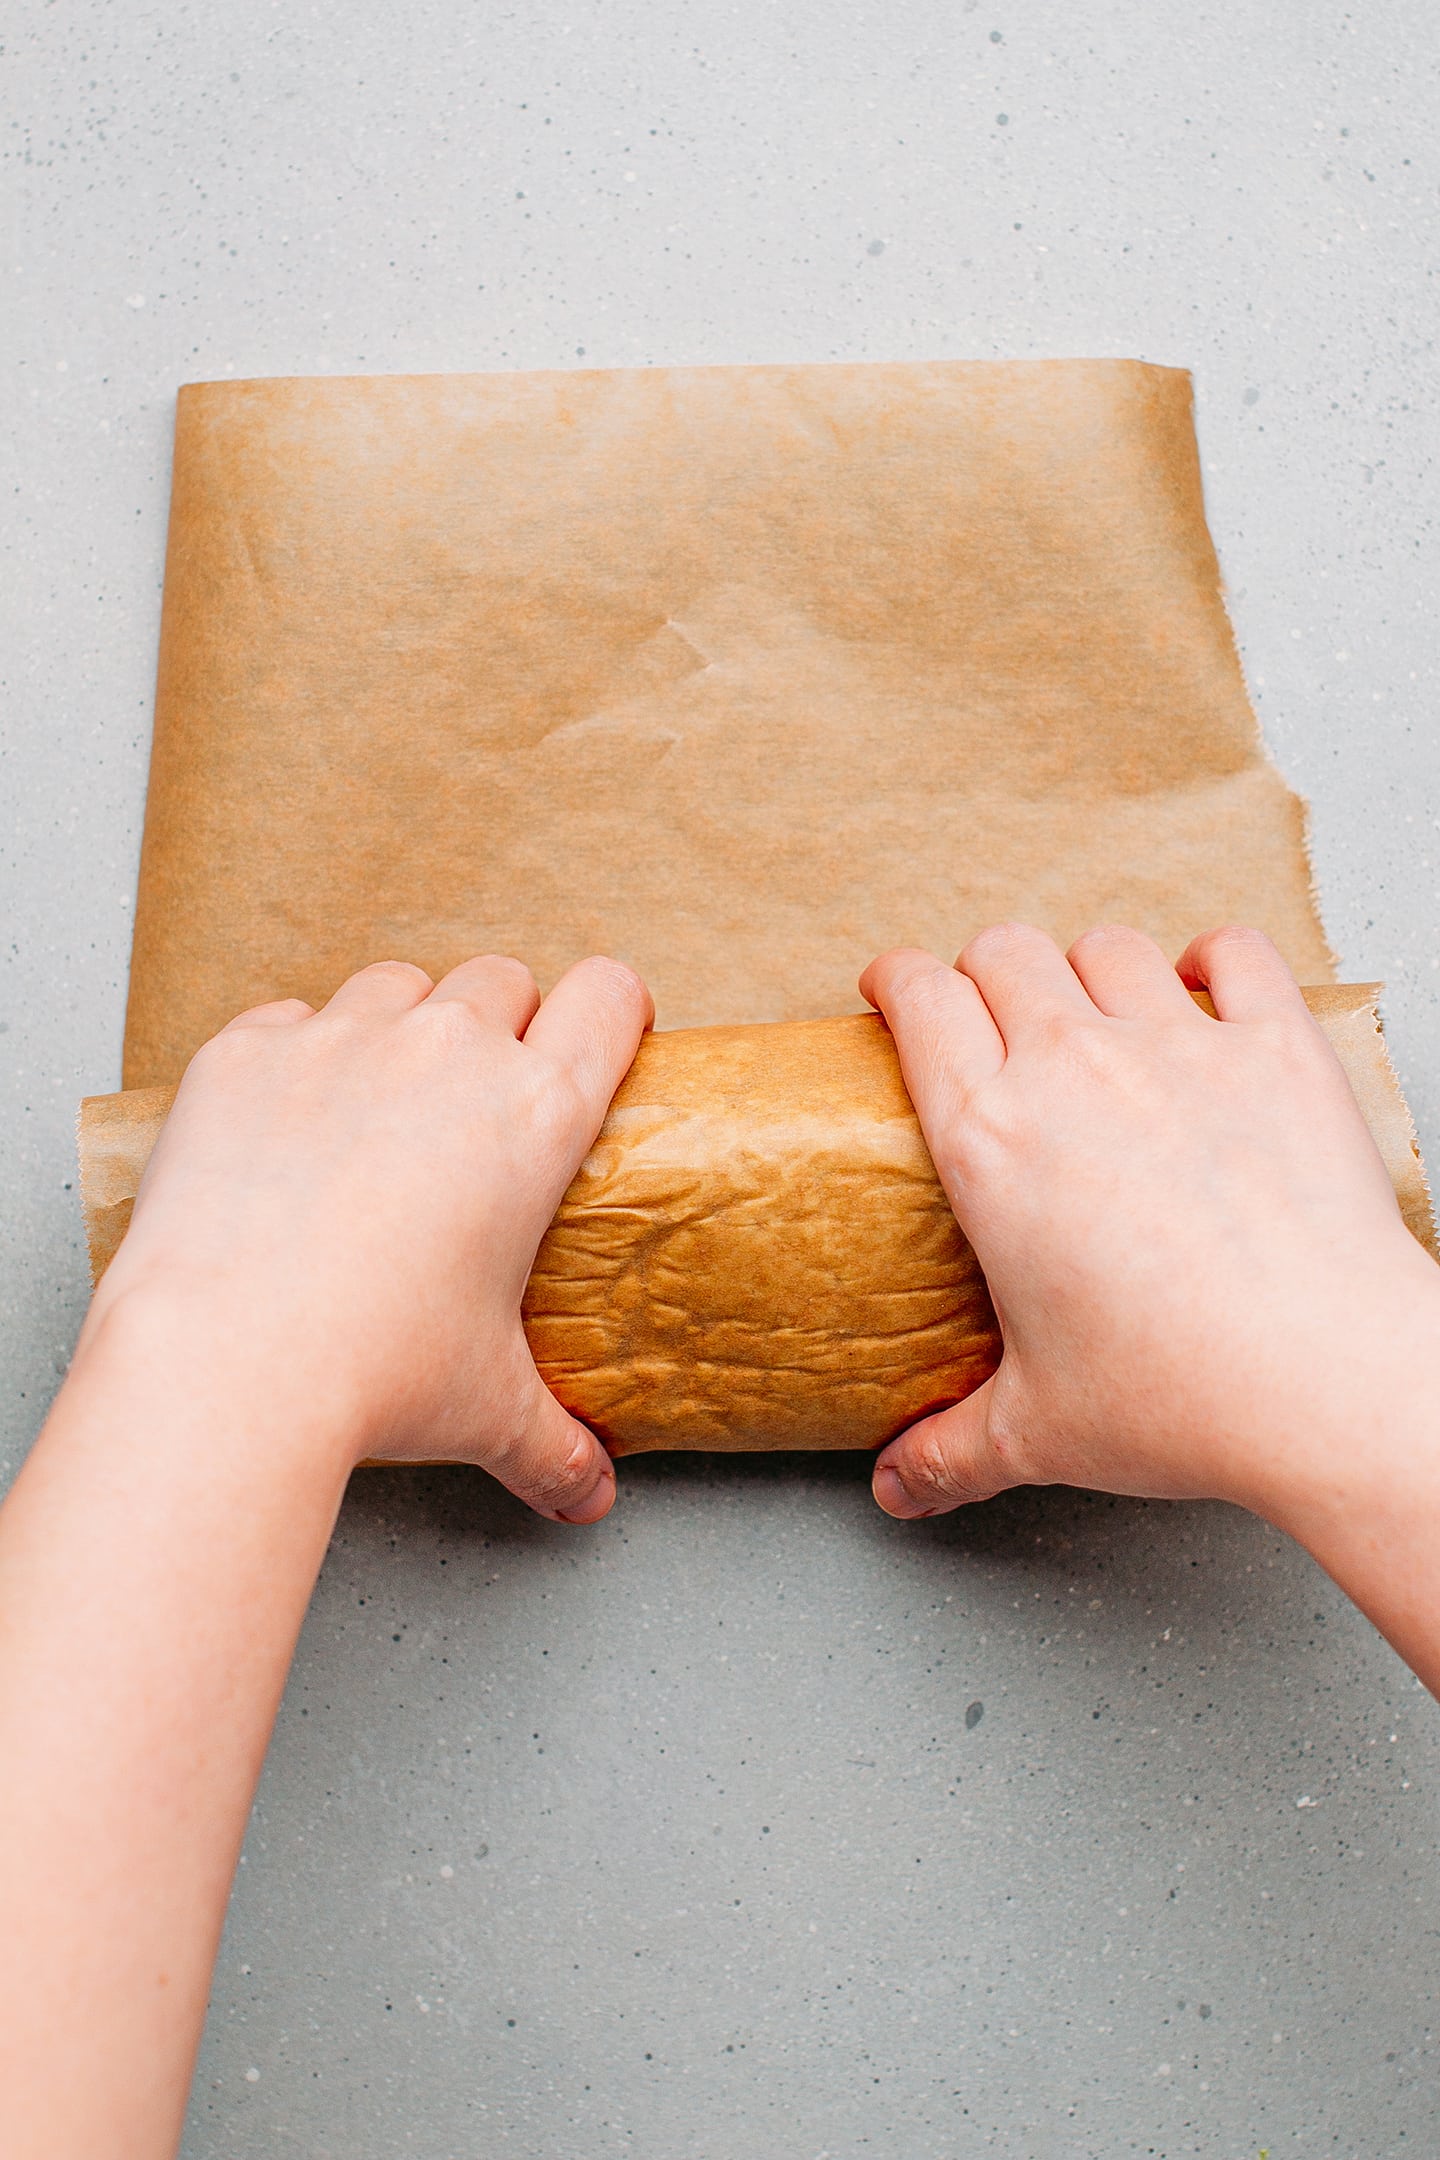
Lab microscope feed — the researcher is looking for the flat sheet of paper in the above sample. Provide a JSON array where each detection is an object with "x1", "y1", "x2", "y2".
[{"x1": 124, "y1": 359, "x2": 1335, "y2": 1086}]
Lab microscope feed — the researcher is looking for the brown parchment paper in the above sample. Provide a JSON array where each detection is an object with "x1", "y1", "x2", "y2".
[
  {"x1": 124, "y1": 360, "x2": 1337, "y2": 1088},
  {"x1": 103, "y1": 357, "x2": 1435, "y2": 1453},
  {"x1": 79, "y1": 988, "x2": 1433, "y2": 1456}
]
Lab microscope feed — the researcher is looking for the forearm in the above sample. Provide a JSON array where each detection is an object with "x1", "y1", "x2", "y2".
[
  {"x1": 1244, "y1": 1267, "x2": 1440, "y2": 1699},
  {"x1": 1274, "y1": 1442, "x2": 1440, "y2": 1704},
  {"x1": 0, "y1": 1291, "x2": 357, "y2": 2160}
]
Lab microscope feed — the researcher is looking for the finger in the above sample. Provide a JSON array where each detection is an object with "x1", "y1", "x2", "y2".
[
  {"x1": 1066, "y1": 925, "x2": 1196, "y2": 1020},
  {"x1": 1175, "y1": 926, "x2": 1310, "y2": 1024},
  {"x1": 860, "y1": 946, "x2": 1005, "y2": 1101},
  {"x1": 322, "y1": 959, "x2": 434, "y2": 1018},
  {"x1": 488, "y1": 1365, "x2": 618, "y2": 1524},
  {"x1": 955, "y1": 923, "x2": 1093, "y2": 1046},
  {"x1": 426, "y1": 953, "x2": 541, "y2": 1038},
  {"x1": 522, "y1": 956, "x2": 654, "y2": 1132},
  {"x1": 873, "y1": 1380, "x2": 1017, "y2": 1518},
  {"x1": 217, "y1": 997, "x2": 316, "y2": 1032}
]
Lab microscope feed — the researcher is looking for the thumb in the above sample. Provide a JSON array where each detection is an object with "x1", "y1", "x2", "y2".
[
  {"x1": 484, "y1": 1358, "x2": 618, "y2": 1525},
  {"x1": 872, "y1": 1378, "x2": 1016, "y2": 1519}
]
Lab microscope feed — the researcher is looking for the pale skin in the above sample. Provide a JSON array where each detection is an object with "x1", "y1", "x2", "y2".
[{"x1": 1, "y1": 925, "x2": 1438, "y2": 2158}]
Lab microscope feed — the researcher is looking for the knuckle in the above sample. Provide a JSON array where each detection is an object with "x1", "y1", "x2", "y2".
[
  {"x1": 1071, "y1": 1011, "x2": 1116, "y2": 1058},
  {"x1": 423, "y1": 995, "x2": 487, "y2": 1047},
  {"x1": 1038, "y1": 1006, "x2": 1101, "y2": 1059},
  {"x1": 879, "y1": 944, "x2": 936, "y2": 982},
  {"x1": 534, "y1": 1065, "x2": 590, "y2": 1148},
  {"x1": 960, "y1": 920, "x2": 1036, "y2": 967},
  {"x1": 529, "y1": 1427, "x2": 599, "y2": 1512},
  {"x1": 868, "y1": 948, "x2": 942, "y2": 1015},
  {"x1": 188, "y1": 1021, "x2": 270, "y2": 1071},
  {"x1": 504, "y1": 1048, "x2": 587, "y2": 1153},
  {"x1": 929, "y1": 1073, "x2": 1018, "y2": 1165},
  {"x1": 479, "y1": 953, "x2": 539, "y2": 994},
  {"x1": 578, "y1": 954, "x2": 648, "y2": 1008},
  {"x1": 901, "y1": 966, "x2": 958, "y2": 1024},
  {"x1": 1069, "y1": 922, "x2": 1142, "y2": 959},
  {"x1": 1255, "y1": 1008, "x2": 1328, "y2": 1070},
  {"x1": 355, "y1": 958, "x2": 433, "y2": 991},
  {"x1": 1068, "y1": 1024, "x2": 1127, "y2": 1086},
  {"x1": 184, "y1": 1032, "x2": 232, "y2": 1079},
  {"x1": 906, "y1": 1424, "x2": 963, "y2": 1502},
  {"x1": 223, "y1": 995, "x2": 312, "y2": 1027},
  {"x1": 1196, "y1": 923, "x2": 1272, "y2": 959}
]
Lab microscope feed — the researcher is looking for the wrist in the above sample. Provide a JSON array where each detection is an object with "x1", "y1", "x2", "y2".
[
  {"x1": 1260, "y1": 1287, "x2": 1440, "y2": 1698},
  {"x1": 1239, "y1": 1251, "x2": 1440, "y2": 1550},
  {"x1": 70, "y1": 1276, "x2": 370, "y2": 1480}
]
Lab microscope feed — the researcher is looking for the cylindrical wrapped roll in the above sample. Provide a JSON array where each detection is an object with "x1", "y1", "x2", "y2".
[
  {"x1": 525, "y1": 1015, "x2": 998, "y2": 1451},
  {"x1": 77, "y1": 989, "x2": 1432, "y2": 1455}
]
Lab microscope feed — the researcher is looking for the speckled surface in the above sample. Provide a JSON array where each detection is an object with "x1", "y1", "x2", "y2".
[{"x1": 4, "y1": 4, "x2": 1439, "y2": 2153}]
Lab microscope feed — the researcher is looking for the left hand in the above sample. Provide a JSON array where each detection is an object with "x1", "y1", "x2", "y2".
[{"x1": 86, "y1": 953, "x2": 653, "y2": 1519}]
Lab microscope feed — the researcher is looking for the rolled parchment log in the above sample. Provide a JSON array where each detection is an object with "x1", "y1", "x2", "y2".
[{"x1": 78, "y1": 988, "x2": 1432, "y2": 1455}]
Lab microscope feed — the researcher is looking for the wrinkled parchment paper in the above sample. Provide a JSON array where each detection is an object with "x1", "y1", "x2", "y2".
[
  {"x1": 81, "y1": 990, "x2": 1431, "y2": 1454},
  {"x1": 124, "y1": 361, "x2": 1335, "y2": 1086},
  {"x1": 89, "y1": 359, "x2": 1432, "y2": 1453}
]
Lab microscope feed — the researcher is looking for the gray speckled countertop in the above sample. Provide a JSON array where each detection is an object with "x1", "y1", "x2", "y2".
[{"x1": 4, "y1": 5, "x2": 1438, "y2": 2153}]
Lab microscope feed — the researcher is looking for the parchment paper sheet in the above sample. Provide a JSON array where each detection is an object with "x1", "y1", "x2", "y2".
[
  {"x1": 124, "y1": 360, "x2": 1336, "y2": 1086},
  {"x1": 99, "y1": 357, "x2": 1432, "y2": 1453},
  {"x1": 80, "y1": 989, "x2": 1431, "y2": 1455}
]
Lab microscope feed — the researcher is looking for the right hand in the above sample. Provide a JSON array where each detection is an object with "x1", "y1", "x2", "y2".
[{"x1": 859, "y1": 922, "x2": 1440, "y2": 1532}]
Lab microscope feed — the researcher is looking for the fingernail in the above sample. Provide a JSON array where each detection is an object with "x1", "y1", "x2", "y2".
[
  {"x1": 872, "y1": 1463, "x2": 935, "y2": 1520},
  {"x1": 556, "y1": 1459, "x2": 616, "y2": 1525}
]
